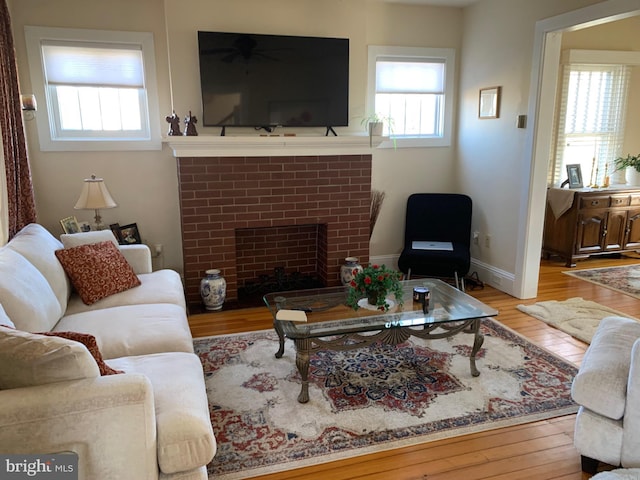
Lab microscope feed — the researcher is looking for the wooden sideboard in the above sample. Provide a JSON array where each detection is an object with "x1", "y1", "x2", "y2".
[{"x1": 543, "y1": 187, "x2": 640, "y2": 267}]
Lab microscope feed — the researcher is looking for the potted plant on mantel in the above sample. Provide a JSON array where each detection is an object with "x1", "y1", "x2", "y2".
[
  {"x1": 360, "y1": 113, "x2": 394, "y2": 147},
  {"x1": 614, "y1": 153, "x2": 640, "y2": 186}
]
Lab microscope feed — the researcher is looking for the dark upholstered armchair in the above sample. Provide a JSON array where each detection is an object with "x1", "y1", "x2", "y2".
[{"x1": 397, "y1": 193, "x2": 472, "y2": 290}]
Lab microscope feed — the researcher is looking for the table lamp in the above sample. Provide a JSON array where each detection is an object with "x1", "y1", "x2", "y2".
[{"x1": 74, "y1": 174, "x2": 117, "y2": 230}]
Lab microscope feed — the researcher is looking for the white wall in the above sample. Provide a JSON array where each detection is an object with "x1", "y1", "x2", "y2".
[
  {"x1": 8, "y1": 0, "x2": 462, "y2": 274},
  {"x1": 456, "y1": 0, "x2": 605, "y2": 293}
]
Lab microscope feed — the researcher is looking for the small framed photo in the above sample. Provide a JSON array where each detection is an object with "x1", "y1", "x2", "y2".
[
  {"x1": 60, "y1": 216, "x2": 81, "y2": 234},
  {"x1": 119, "y1": 223, "x2": 142, "y2": 244},
  {"x1": 109, "y1": 223, "x2": 124, "y2": 244},
  {"x1": 566, "y1": 164, "x2": 584, "y2": 189},
  {"x1": 479, "y1": 86, "x2": 501, "y2": 119}
]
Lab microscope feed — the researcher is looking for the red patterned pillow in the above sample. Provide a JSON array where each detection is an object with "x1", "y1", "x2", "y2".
[
  {"x1": 41, "y1": 331, "x2": 123, "y2": 375},
  {"x1": 55, "y1": 241, "x2": 141, "y2": 305}
]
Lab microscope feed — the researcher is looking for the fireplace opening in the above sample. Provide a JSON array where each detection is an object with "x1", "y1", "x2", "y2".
[{"x1": 235, "y1": 224, "x2": 327, "y2": 306}]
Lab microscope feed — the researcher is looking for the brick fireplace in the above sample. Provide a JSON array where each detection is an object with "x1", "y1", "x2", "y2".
[{"x1": 175, "y1": 142, "x2": 373, "y2": 309}]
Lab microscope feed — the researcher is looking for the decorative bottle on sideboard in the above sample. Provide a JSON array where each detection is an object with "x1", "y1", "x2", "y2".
[
  {"x1": 340, "y1": 257, "x2": 363, "y2": 286},
  {"x1": 200, "y1": 269, "x2": 226, "y2": 311}
]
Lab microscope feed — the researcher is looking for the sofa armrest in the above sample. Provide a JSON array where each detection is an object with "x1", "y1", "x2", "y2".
[
  {"x1": 622, "y1": 339, "x2": 640, "y2": 466},
  {"x1": 0, "y1": 374, "x2": 158, "y2": 480},
  {"x1": 119, "y1": 244, "x2": 152, "y2": 274}
]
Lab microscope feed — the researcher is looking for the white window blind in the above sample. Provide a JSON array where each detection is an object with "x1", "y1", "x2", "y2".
[
  {"x1": 551, "y1": 63, "x2": 630, "y2": 186},
  {"x1": 375, "y1": 59, "x2": 445, "y2": 94},
  {"x1": 42, "y1": 43, "x2": 144, "y2": 88}
]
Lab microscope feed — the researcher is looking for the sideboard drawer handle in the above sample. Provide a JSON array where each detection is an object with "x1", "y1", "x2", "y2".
[{"x1": 591, "y1": 200, "x2": 599, "y2": 206}]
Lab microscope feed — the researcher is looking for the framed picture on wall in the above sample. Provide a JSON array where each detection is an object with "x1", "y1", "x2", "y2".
[
  {"x1": 479, "y1": 86, "x2": 501, "y2": 119},
  {"x1": 119, "y1": 223, "x2": 142, "y2": 244}
]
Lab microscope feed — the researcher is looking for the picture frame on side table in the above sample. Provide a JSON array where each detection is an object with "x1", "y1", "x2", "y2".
[
  {"x1": 109, "y1": 223, "x2": 124, "y2": 244},
  {"x1": 119, "y1": 223, "x2": 142, "y2": 244},
  {"x1": 479, "y1": 86, "x2": 501, "y2": 119},
  {"x1": 566, "y1": 164, "x2": 584, "y2": 189},
  {"x1": 60, "y1": 216, "x2": 80, "y2": 234}
]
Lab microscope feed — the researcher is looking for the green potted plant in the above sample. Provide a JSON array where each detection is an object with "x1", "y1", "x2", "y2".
[
  {"x1": 360, "y1": 113, "x2": 395, "y2": 147},
  {"x1": 614, "y1": 153, "x2": 640, "y2": 185},
  {"x1": 346, "y1": 263, "x2": 404, "y2": 312}
]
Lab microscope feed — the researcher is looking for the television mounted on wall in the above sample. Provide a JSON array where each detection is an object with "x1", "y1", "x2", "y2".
[{"x1": 197, "y1": 31, "x2": 349, "y2": 131}]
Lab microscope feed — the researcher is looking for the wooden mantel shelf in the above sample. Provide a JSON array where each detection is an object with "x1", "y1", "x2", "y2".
[{"x1": 163, "y1": 134, "x2": 383, "y2": 157}]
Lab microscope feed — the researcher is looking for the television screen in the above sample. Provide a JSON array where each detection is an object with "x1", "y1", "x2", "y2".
[{"x1": 198, "y1": 31, "x2": 349, "y2": 128}]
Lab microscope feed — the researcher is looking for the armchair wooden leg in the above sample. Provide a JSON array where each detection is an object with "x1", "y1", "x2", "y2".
[{"x1": 581, "y1": 455, "x2": 599, "y2": 474}]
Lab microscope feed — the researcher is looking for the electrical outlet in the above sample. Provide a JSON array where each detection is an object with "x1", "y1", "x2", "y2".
[
  {"x1": 154, "y1": 244, "x2": 163, "y2": 256},
  {"x1": 472, "y1": 231, "x2": 480, "y2": 245},
  {"x1": 484, "y1": 234, "x2": 491, "y2": 248}
]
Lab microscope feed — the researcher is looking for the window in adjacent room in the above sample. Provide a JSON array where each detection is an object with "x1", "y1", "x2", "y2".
[
  {"x1": 367, "y1": 46, "x2": 455, "y2": 148},
  {"x1": 24, "y1": 26, "x2": 161, "y2": 151},
  {"x1": 549, "y1": 50, "x2": 639, "y2": 187}
]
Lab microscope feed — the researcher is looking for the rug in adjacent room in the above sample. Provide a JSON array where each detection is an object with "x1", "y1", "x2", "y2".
[
  {"x1": 563, "y1": 264, "x2": 640, "y2": 300},
  {"x1": 194, "y1": 318, "x2": 578, "y2": 479},
  {"x1": 516, "y1": 297, "x2": 637, "y2": 344}
]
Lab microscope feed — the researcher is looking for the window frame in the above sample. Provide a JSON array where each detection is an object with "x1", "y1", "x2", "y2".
[
  {"x1": 367, "y1": 45, "x2": 456, "y2": 148},
  {"x1": 549, "y1": 49, "x2": 640, "y2": 187},
  {"x1": 24, "y1": 26, "x2": 162, "y2": 151}
]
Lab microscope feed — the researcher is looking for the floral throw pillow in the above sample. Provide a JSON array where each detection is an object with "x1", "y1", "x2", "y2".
[
  {"x1": 41, "y1": 331, "x2": 123, "y2": 375},
  {"x1": 55, "y1": 241, "x2": 141, "y2": 305}
]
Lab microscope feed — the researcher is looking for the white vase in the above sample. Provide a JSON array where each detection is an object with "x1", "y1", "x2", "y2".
[
  {"x1": 340, "y1": 257, "x2": 363, "y2": 286},
  {"x1": 200, "y1": 269, "x2": 226, "y2": 311},
  {"x1": 627, "y1": 167, "x2": 640, "y2": 186}
]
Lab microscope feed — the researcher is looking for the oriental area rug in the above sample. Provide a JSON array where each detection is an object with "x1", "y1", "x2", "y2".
[
  {"x1": 563, "y1": 264, "x2": 640, "y2": 300},
  {"x1": 194, "y1": 318, "x2": 578, "y2": 479}
]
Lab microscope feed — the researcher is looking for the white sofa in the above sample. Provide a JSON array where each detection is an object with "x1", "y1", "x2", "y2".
[
  {"x1": 572, "y1": 316, "x2": 640, "y2": 474},
  {"x1": 0, "y1": 224, "x2": 216, "y2": 479}
]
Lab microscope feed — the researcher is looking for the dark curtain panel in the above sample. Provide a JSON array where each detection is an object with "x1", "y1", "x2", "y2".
[{"x1": 0, "y1": 0, "x2": 36, "y2": 238}]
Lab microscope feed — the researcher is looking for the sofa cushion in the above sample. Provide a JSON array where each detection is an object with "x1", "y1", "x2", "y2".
[
  {"x1": 572, "y1": 316, "x2": 640, "y2": 420},
  {"x1": 42, "y1": 331, "x2": 123, "y2": 375},
  {"x1": 0, "y1": 325, "x2": 99, "y2": 389},
  {"x1": 6, "y1": 223, "x2": 71, "y2": 313},
  {"x1": 55, "y1": 241, "x2": 141, "y2": 305},
  {"x1": 0, "y1": 248, "x2": 63, "y2": 332},
  {"x1": 64, "y1": 269, "x2": 186, "y2": 316},
  {"x1": 60, "y1": 230, "x2": 119, "y2": 249},
  {"x1": 109, "y1": 352, "x2": 216, "y2": 474},
  {"x1": 55, "y1": 303, "x2": 194, "y2": 359}
]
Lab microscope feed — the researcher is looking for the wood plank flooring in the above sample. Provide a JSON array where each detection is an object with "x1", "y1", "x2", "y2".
[{"x1": 188, "y1": 255, "x2": 640, "y2": 479}]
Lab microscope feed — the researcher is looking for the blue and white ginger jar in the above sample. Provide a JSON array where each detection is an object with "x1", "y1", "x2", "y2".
[
  {"x1": 200, "y1": 269, "x2": 226, "y2": 311},
  {"x1": 340, "y1": 257, "x2": 364, "y2": 286}
]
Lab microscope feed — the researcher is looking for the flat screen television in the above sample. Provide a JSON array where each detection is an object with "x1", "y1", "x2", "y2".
[{"x1": 197, "y1": 31, "x2": 349, "y2": 129}]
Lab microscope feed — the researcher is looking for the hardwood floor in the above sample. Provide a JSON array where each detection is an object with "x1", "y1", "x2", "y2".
[{"x1": 188, "y1": 255, "x2": 640, "y2": 479}]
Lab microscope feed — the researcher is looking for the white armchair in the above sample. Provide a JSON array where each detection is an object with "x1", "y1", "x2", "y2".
[{"x1": 571, "y1": 316, "x2": 640, "y2": 473}]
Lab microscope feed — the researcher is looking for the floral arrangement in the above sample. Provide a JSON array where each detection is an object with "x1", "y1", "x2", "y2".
[{"x1": 345, "y1": 263, "x2": 404, "y2": 312}]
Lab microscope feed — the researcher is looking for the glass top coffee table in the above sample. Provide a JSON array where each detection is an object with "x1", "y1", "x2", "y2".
[{"x1": 263, "y1": 278, "x2": 498, "y2": 403}]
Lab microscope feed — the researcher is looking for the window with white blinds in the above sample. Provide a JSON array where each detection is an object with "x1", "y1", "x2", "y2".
[
  {"x1": 25, "y1": 26, "x2": 161, "y2": 151},
  {"x1": 551, "y1": 63, "x2": 630, "y2": 187}
]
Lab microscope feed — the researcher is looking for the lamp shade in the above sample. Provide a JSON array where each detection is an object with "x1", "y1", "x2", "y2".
[{"x1": 74, "y1": 175, "x2": 117, "y2": 210}]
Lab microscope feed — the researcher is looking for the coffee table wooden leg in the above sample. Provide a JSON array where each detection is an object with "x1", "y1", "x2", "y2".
[
  {"x1": 294, "y1": 338, "x2": 311, "y2": 403},
  {"x1": 469, "y1": 318, "x2": 484, "y2": 377},
  {"x1": 274, "y1": 320, "x2": 285, "y2": 359}
]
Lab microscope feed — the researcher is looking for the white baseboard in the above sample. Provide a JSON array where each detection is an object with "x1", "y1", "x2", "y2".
[{"x1": 370, "y1": 254, "x2": 516, "y2": 297}]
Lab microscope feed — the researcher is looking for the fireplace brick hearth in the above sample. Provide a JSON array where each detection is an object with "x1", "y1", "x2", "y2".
[{"x1": 177, "y1": 154, "x2": 372, "y2": 308}]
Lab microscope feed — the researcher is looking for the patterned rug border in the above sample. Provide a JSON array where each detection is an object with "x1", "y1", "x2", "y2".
[
  {"x1": 563, "y1": 264, "x2": 640, "y2": 300},
  {"x1": 196, "y1": 318, "x2": 579, "y2": 480}
]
